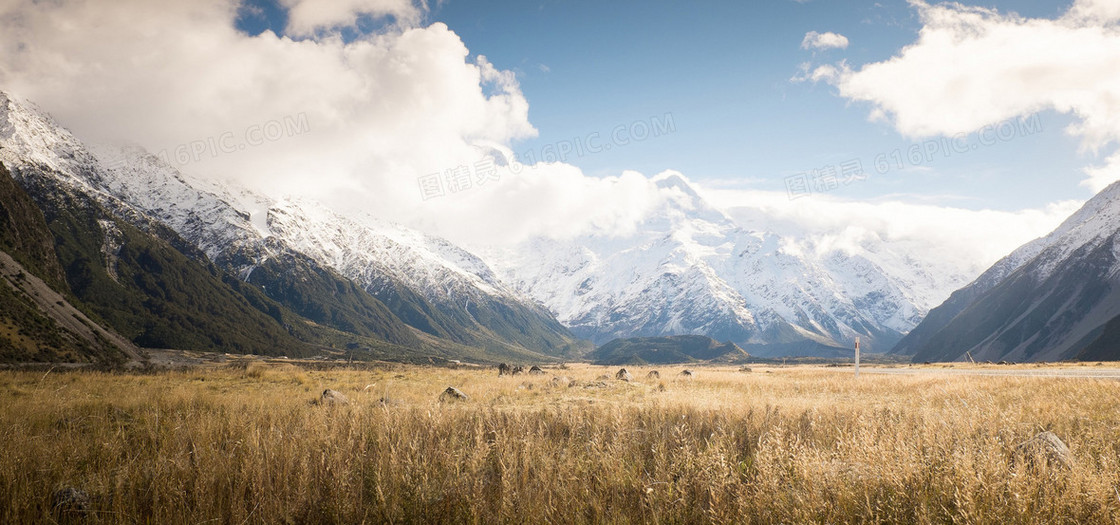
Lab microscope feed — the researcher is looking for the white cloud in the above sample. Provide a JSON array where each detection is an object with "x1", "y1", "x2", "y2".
[
  {"x1": 801, "y1": 31, "x2": 849, "y2": 50},
  {"x1": 1067, "y1": 0, "x2": 1120, "y2": 25},
  {"x1": 0, "y1": 0, "x2": 1097, "y2": 262},
  {"x1": 0, "y1": 0, "x2": 545, "y2": 243},
  {"x1": 698, "y1": 185, "x2": 1083, "y2": 282},
  {"x1": 281, "y1": 0, "x2": 423, "y2": 36},
  {"x1": 408, "y1": 164, "x2": 671, "y2": 248},
  {"x1": 805, "y1": 0, "x2": 1120, "y2": 191}
]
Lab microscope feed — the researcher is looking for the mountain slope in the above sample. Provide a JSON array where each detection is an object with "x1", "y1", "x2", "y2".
[
  {"x1": 894, "y1": 180, "x2": 1120, "y2": 362},
  {"x1": 589, "y1": 335, "x2": 750, "y2": 365},
  {"x1": 0, "y1": 91, "x2": 582, "y2": 361},
  {"x1": 0, "y1": 163, "x2": 139, "y2": 363},
  {"x1": 264, "y1": 199, "x2": 583, "y2": 357},
  {"x1": 485, "y1": 173, "x2": 940, "y2": 356},
  {"x1": 85, "y1": 138, "x2": 581, "y2": 357},
  {"x1": 7, "y1": 160, "x2": 320, "y2": 356}
]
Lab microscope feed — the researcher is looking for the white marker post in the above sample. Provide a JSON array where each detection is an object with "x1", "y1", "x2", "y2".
[{"x1": 854, "y1": 337, "x2": 860, "y2": 379}]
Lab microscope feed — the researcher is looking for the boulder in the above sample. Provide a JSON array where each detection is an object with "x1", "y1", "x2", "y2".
[
  {"x1": 680, "y1": 369, "x2": 694, "y2": 378},
  {"x1": 320, "y1": 389, "x2": 349, "y2": 406},
  {"x1": 646, "y1": 370, "x2": 660, "y2": 379},
  {"x1": 551, "y1": 376, "x2": 571, "y2": 387},
  {"x1": 511, "y1": 366, "x2": 525, "y2": 375},
  {"x1": 498, "y1": 363, "x2": 511, "y2": 376},
  {"x1": 1014, "y1": 431, "x2": 1073, "y2": 470},
  {"x1": 440, "y1": 386, "x2": 470, "y2": 402},
  {"x1": 528, "y1": 365, "x2": 546, "y2": 375},
  {"x1": 739, "y1": 366, "x2": 752, "y2": 373},
  {"x1": 52, "y1": 487, "x2": 90, "y2": 518},
  {"x1": 615, "y1": 368, "x2": 633, "y2": 382}
]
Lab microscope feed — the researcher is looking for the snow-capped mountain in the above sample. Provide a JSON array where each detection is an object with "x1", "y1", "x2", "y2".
[
  {"x1": 484, "y1": 172, "x2": 947, "y2": 355},
  {"x1": 894, "y1": 179, "x2": 1120, "y2": 362},
  {"x1": 0, "y1": 89, "x2": 980, "y2": 359},
  {"x1": 0, "y1": 91, "x2": 578, "y2": 358}
]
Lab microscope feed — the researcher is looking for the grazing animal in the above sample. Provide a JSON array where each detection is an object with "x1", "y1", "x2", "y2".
[{"x1": 680, "y1": 369, "x2": 694, "y2": 378}]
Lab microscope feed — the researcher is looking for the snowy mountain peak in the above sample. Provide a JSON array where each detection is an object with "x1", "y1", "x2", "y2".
[{"x1": 484, "y1": 171, "x2": 939, "y2": 354}]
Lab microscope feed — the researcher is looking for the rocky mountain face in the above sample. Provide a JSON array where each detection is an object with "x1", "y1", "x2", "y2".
[
  {"x1": 892, "y1": 180, "x2": 1120, "y2": 362},
  {"x1": 484, "y1": 173, "x2": 950, "y2": 356},
  {"x1": 0, "y1": 91, "x2": 582, "y2": 363}
]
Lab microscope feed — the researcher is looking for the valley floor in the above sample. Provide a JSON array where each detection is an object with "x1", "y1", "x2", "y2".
[{"x1": 1, "y1": 361, "x2": 1118, "y2": 523}]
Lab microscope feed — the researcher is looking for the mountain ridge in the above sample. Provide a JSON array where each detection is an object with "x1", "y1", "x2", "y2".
[
  {"x1": 0, "y1": 91, "x2": 583, "y2": 363},
  {"x1": 483, "y1": 172, "x2": 960, "y2": 356},
  {"x1": 892, "y1": 179, "x2": 1120, "y2": 362}
]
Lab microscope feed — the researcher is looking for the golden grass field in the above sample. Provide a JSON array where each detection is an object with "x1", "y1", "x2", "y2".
[{"x1": 2, "y1": 361, "x2": 1119, "y2": 524}]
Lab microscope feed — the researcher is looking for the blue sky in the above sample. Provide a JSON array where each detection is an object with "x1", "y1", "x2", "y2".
[
  {"x1": 229, "y1": 0, "x2": 1099, "y2": 211},
  {"x1": 422, "y1": 0, "x2": 1089, "y2": 210},
  {"x1": 6, "y1": 0, "x2": 1109, "y2": 255}
]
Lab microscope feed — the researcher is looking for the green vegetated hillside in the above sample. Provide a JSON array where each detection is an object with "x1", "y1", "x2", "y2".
[
  {"x1": 0, "y1": 163, "x2": 66, "y2": 289},
  {"x1": 0, "y1": 160, "x2": 586, "y2": 365},
  {"x1": 590, "y1": 334, "x2": 750, "y2": 365},
  {"x1": 364, "y1": 277, "x2": 587, "y2": 360},
  {"x1": 8, "y1": 162, "x2": 318, "y2": 357},
  {"x1": 0, "y1": 164, "x2": 126, "y2": 363},
  {"x1": 243, "y1": 251, "x2": 420, "y2": 348}
]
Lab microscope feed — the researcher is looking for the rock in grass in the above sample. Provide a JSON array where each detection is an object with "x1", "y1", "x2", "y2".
[
  {"x1": 440, "y1": 386, "x2": 470, "y2": 402},
  {"x1": 680, "y1": 369, "x2": 695, "y2": 378},
  {"x1": 52, "y1": 487, "x2": 90, "y2": 517},
  {"x1": 551, "y1": 376, "x2": 571, "y2": 387},
  {"x1": 529, "y1": 365, "x2": 546, "y2": 375},
  {"x1": 739, "y1": 366, "x2": 752, "y2": 373},
  {"x1": 616, "y1": 368, "x2": 633, "y2": 382},
  {"x1": 1014, "y1": 431, "x2": 1073, "y2": 470},
  {"x1": 498, "y1": 363, "x2": 511, "y2": 376},
  {"x1": 647, "y1": 370, "x2": 661, "y2": 379},
  {"x1": 320, "y1": 389, "x2": 349, "y2": 406}
]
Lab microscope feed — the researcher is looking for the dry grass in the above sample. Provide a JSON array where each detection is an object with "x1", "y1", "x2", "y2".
[{"x1": 1, "y1": 362, "x2": 1119, "y2": 524}]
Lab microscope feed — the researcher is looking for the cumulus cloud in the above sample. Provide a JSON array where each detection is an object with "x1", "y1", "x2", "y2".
[
  {"x1": 0, "y1": 0, "x2": 1097, "y2": 259},
  {"x1": 0, "y1": 0, "x2": 548, "y2": 240},
  {"x1": 801, "y1": 31, "x2": 849, "y2": 50},
  {"x1": 804, "y1": 0, "x2": 1120, "y2": 191}
]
